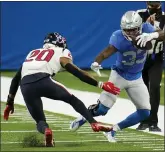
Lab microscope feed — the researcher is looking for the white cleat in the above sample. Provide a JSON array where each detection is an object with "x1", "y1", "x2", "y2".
[
  {"x1": 103, "y1": 131, "x2": 117, "y2": 143},
  {"x1": 69, "y1": 116, "x2": 87, "y2": 131}
]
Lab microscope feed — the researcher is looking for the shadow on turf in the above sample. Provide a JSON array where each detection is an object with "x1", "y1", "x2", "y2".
[
  {"x1": 21, "y1": 133, "x2": 99, "y2": 148},
  {"x1": 21, "y1": 133, "x2": 45, "y2": 147}
]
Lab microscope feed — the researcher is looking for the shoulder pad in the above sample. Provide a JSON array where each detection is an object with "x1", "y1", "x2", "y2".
[{"x1": 63, "y1": 49, "x2": 73, "y2": 60}]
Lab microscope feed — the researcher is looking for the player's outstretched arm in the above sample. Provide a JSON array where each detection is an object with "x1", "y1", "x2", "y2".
[
  {"x1": 90, "y1": 45, "x2": 117, "y2": 76},
  {"x1": 9, "y1": 67, "x2": 22, "y2": 98},
  {"x1": 4, "y1": 67, "x2": 22, "y2": 120},
  {"x1": 60, "y1": 57, "x2": 120, "y2": 95}
]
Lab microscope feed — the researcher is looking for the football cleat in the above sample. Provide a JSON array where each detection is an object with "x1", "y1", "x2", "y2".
[
  {"x1": 70, "y1": 116, "x2": 87, "y2": 131},
  {"x1": 149, "y1": 125, "x2": 161, "y2": 132},
  {"x1": 91, "y1": 122, "x2": 113, "y2": 132},
  {"x1": 136, "y1": 123, "x2": 149, "y2": 131},
  {"x1": 44, "y1": 128, "x2": 54, "y2": 147},
  {"x1": 103, "y1": 130, "x2": 117, "y2": 143}
]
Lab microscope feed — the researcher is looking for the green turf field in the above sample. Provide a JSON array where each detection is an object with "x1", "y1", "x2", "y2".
[
  {"x1": 1, "y1": 70, "x2": 164, "y2": 105},
  {"x1": 1, "y1": 103, "x2": 164, "y2": 151}
]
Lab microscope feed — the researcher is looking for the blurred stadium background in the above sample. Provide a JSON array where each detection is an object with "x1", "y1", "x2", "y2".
[
  {"x1": 2, "y1": 1, "x2": 165, "y2": 70},
  {"x1": 1, "y1": 1, "x2": 164, "y2": 151}
]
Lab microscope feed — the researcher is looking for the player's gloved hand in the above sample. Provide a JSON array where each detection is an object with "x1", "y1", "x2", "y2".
[
  {"x1": 98, "y1": 81, "x2": 120, "y2": 95},
  {"x1": 136, "y1": 32, "x2": 159, "y2": 48},
  {"x1": 4, "y1": 95, "x2": 14, "y2": 120},
  {"x1": 90, "y1": 62, "x2": 103, "y2": 77}
]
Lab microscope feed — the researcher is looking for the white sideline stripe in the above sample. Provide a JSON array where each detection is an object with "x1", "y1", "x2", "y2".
[
  {"x1": 22, "y1": 119, "x2": 69, "y2": 121},
  {"x1": 143, "y1": 147, "x2": 164, "y2": 149},
  {"x1": 6, "y1": 113, "x2": 29, "y2": 115},
  {"x1": 116, "y1": 135, "x2": 146, "y2": 137},
  {"x1": 42, "y1": 120, "x2": 71, "y2": 123},
  {"x1": 43, "y1": 119, "x2": 68, "y2": 121},
  {"x1": 77, "y1": 132, "x2": 98, "y2": 134},
  {"x1": 9, "y1": 116, "x2": 31, "y2": 118},
  {"x1": 1, "y1": 140, "x2": 108, "y2": 144},
  {"x1": 1, "y1": 122, "x2": 71, "y2": 126},
  {"x1": 1, "y1": 121, "x2": 34, "y2": 124},
  {"x1": 117, "y1": 138, "x2": 164, "y2": 141},
  {"x1": 143, "y1": 144, "x2": 164, "y2": 146},
  {"x1": 1, "y1": 121, "x2": 71, "y2": 124},
  {"x1": 123, "y1": 141, "x2": 163, "y2": 144}
]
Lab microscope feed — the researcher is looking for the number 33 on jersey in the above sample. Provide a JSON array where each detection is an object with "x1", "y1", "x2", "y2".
[{"x1": 22, "y1": 47, "x2": 73, "y2": 78}]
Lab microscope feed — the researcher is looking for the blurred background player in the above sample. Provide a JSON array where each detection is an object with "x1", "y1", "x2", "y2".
[
  {"x1": 3, "y1": 32, "x2": 120, "y2": 146},
  {"x1": 70, "y1": 11, "x2": 156, "y2": 142},
  {"x1": 136, "y1": 1, "x2": 165, "y2": 132}
]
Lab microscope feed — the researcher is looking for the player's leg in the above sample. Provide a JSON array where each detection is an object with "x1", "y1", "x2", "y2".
[
  {"x1": 20, "y1": 83, "x2": 54, "y2": 147},
  {"x1": 70, "y1": 91, "x2": 115, "y2": 131},
  {"x1": 148, "y1": 53, "x2": 163, "y2": 131},
  {"x1": 119, "y1": 78, "x2": 150, "y2": 129},
  {"x1": 42, "y1": 77, "x2": 111, "y2": 132},
  {"x1": 70, "y1": 70, "x2": 127, "y2": 131},
  {"x1": 104, "y1": 77, "x2": 150, "y2": 142}
]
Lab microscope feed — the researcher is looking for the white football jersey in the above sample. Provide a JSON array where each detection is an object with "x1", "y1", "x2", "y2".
[{"x1": 21, "y1": 46, "x2": 72, "y2": 78}]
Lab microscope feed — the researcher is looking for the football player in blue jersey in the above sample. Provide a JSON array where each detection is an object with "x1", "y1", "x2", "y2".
[{"x1": 70, "y1": 11, "x2": 157, "y2": 142}]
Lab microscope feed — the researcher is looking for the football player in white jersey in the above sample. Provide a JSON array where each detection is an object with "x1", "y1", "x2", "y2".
[{"x1": 3, "y1": 32, "x2": 120, "y2": 147}]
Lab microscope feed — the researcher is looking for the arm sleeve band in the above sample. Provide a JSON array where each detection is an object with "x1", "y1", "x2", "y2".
[
  {"x1": 9, "y1": 66, "x2": 22, "y2": 96},
  {"x1": 65, "y1": 63, "x2": 98, "y2": 87}
]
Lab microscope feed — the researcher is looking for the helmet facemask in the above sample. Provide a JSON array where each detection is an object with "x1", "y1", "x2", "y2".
[
  {"x1": 43, "y1": 32, "x2": 67, "y2": 49},
  {"x1": 122, "y1": 26, "x2": 142, "y2": 41}
]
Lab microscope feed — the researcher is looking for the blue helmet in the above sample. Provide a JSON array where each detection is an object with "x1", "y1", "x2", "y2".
[{"x1": 44, "y1": 32, "x2": 67, "y2": 49}]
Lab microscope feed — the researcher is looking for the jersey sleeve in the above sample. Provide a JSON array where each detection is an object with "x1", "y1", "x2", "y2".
[
  {"x1": 109, "y1": 31, "x2": 121, "y2": 50},
  {"x1": 62, "y1": 49, "x2": 73, "y2": 61},
  {"x1": 142, "y1": 23, "x2": 155, "y2": 33}
]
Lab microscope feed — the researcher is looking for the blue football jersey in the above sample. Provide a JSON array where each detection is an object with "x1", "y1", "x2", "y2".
[{"x1": 109, "y1": 23, "x2": 155, "y2": 80}]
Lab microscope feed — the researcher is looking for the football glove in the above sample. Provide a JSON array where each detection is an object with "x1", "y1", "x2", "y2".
[
  {"x1": 90, "y1": 62, "x2": 102, "y2": 77},
  {"x1": 4, "y1": 95, "x2": 14, "y2": 120},
  {"x1": 136, "y1": 32, "x2": 159, "y2": 48},
  {"x1": 98, "y1": 81, "x2": 120, "y2": 95}
]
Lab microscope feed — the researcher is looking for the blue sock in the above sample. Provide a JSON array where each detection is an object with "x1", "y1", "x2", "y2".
[{"x1": 118, "y1": 109, "x2": 150, "y2": 130}]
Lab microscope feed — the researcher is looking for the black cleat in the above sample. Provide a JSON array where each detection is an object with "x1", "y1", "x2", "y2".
[
  {"x1": 149, "y1": 125, "x2": 161, "y2": 132},
  {"x1": 136, "y1": 123, "x2": 149, "y2": 130}
]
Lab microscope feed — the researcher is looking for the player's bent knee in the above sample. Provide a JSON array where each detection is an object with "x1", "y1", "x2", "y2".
[
  {"x1": 99, "y1": 91, "x2": 116, "y2": 108},
  {"x1": 137, "y1": 109, "x2": 150, "y2": 121},
  {"x1": 88, "y1": 100, "x2": 110, "y2": 117}
]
